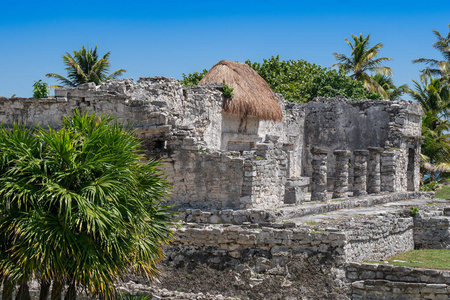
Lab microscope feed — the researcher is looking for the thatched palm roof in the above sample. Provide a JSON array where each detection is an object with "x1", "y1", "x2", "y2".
[{"x1": 198, "y1": 60, "x2": 283, "y2": 121}]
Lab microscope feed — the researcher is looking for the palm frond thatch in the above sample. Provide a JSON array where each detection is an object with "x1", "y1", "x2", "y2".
[{"x1": 199, "y1": 60, "x2": 283, "y2": 122}]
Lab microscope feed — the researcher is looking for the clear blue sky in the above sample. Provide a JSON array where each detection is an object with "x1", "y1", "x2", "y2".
[{"x1": 1, "y1": 0, "x2": 449, "y2": 99}]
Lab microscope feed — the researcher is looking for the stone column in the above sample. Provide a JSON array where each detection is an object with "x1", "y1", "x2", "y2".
[
  {"x1": 367, "y1": 147, "x2": 383, "y2": 194},
  {"x1": 311, "y1": 147, "x2": 329, "y2": 201},
  {"x1": 381, "y1": 150, "x2": 396, "y2": 192},
  {"x1": 353, "y1": 150, "x2": 369, "y2": 197},
  {"x1": 332, "y1": 150, "x2": 351, "y2": 199}
]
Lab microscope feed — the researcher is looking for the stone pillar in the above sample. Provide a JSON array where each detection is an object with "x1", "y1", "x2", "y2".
[
  {"x1": 332, "y1": 150, "x2": 351, "y2": 199},
  {"x1": 381, "y1": 150, "x2": 397, "y2": 192},
  {"x1": 367, "y1": 147, "x2": 383, "y2": 194},
  {"x1": 353, "y1": 150, "x2": 369, "y2": 197},
  {"x1": 311, "y1": 147, "x2": 329, "y2": 201}
]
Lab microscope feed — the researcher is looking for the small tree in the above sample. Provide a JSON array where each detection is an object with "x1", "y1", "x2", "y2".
[{"x1": 0, "y1": 111, "x2": 173, "y2": 299}]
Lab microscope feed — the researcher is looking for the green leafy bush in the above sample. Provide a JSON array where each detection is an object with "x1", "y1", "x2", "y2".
[
  {"x1": 246, "y1": 56, "x2": 382, "y2": 102},
  {"x1": 178, "y1": 56, "x2": 382, "y2": 102},
  {"x1": 179, "y1": 69, "x2": 208, "y2": 87},
  {"x1": 32, "y1": 80, "x2": 49, "y2": 98},
  {"x1": 223, "y1": 84, "x2": 234, "y2": 98},
  {"x1": 410, "y1": 207, "x2": 420, "y2": 217},
  {"x1": 420, "y1": 180, "x2": 440, "y2": 191}
]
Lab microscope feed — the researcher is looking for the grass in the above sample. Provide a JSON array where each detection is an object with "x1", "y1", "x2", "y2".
[
  {"x1": 369, "y1": 249, "x2": 450, "y2": 269},
  {"x1": 435, "y1": 185, "x2": 450, "y2": 198}
]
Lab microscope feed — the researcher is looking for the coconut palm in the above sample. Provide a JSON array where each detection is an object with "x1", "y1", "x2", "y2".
[
  {"x1": 0, "y1": 112, "x2": 173, "y2": 300},
  {"x1": 409, "y1": 77, "x2": 450, "y2": 181},
  {"x1": 409, "y1": 76, "x2": 450, "y2": 118},
  {"x1": 413, "y1": 24, "x2": 450, "y2": 81},
  {"x1": 420, "y1": 111, "x2": 450, "y2": 181},
  {"x1": 371, "y1": 74, "x2": 408, "y2": 100},
  {"x1": 332, "y1": 33, "x2": 392, "y2": 95},
  {"x1": 45, "y1": 46, "x2": 126, "y2": 87}
]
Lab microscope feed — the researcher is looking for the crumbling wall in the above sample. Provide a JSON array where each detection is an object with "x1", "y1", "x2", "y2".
[
  {"x1": 344, "y1": 216, "x2": 414, "y2": 262},
  {"x1": 302, "y1": 98, "x2": 422, "y2": 192},
  {"x1": 162, "y1": 150, "x2": 245, "y2": 209},
  {"x1": 413, "y1": 216, "x2": 450, "y2": 249},
  {"x1": 347, "y1": 263, "x2": 450, "y2": 299}
]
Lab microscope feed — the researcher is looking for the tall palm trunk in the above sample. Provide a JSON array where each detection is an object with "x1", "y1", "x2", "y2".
[
  {"x1": 15, "y1": 278, "x2": 30, "y2": 300},
  {"x1": 50, "y1": 279, "x2": 63, "y2": 300},
  {"x1": 39, "y1": 279, "x2": 51, "y2": 300},
  {"x1": 63, "y1": 282, "x2": 76, "y2": 300},
  {"x1": 2, "y1": 278, "x2": 15, "y2": 300}
]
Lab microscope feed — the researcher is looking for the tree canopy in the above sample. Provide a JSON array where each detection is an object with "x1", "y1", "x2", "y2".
[
  {"x1": 0, "y1": 111, "x2": 173, "y2": 300},
  {"x1": 45, "y1": 46, "x2": 126, "y2": 87},
  {"x1": 179, "y1": 56, "x2": 382, "y2": 102}
]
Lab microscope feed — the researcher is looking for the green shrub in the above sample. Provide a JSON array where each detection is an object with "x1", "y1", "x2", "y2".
[
  {"x1": 223, "y1": 84, "x2": 234, "y2": 98},
  {"x1": 32, "y1": 80, "x2": 49, "y2": 98},
  {"x1": 420, "y1": 180, "x2": 439, "y2": 191},
  {"x1": 410, "y1": 207, "x2": 420, "y2": 217}
]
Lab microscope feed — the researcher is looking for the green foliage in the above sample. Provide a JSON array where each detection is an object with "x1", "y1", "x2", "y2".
[
  {"x1": 0, "y1": 111, "x2": 173, "y2": 298},
  {"x1": 332, "y1": 33, "x2": 393, "y2": 97},
  {"x1": 410, "y1": 207, "x2": 420, "y2": 217},
  {"x1": 179, "y1": 69, "x2": 208, "y2": 86},
  {"x1": 45, "y1": 45, "x2": 126, "y2": 87},
  {"x1": 371, "y1": 74, "x2": 408, "y2": 100},
  {"x1": 223, "y1": 83, "x2": 234, "y2": 98},
  {"x1": 32, "y1": 80, "x2": 49, "y2": 99},
  {"x1": 410, "y1": 77, "x2": 450, "y2": 180},
  {"x1": 178, "y1": 56, "x2": 381, "y2": 102},
  {"x1": 420, "y1": 181, "x2": 440, "y2": 191},
  {"x1": 246, "y1": 56, "x2": 382, "y2": 102}
]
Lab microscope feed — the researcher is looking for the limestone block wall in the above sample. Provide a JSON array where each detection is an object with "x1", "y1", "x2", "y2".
[
  {"x1": 162, "y1": 150, "x2": 245, "y2": 209},
  {"x1": 240, "y1": 139, "x2": 287, "y2": 209},
  {"x1": 347, "y1": 263, "x2": 450, "y2": 299},
  {"x1": 344, "y1": 216, "x2": 415, "y2": 262},
  {"x1": 302, "y1": 98, "x2": 422, "y2": 192},
  {"x1": 258, "y1": 98, "x2": 306, "y2": 179},
  {"x1": 414, "y1": 216, "x2": 450, "y2": 249}
]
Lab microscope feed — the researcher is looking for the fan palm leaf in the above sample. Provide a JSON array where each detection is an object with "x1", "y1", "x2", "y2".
[{"x1": 0, "y1": 111, "x2": 173, "y2": 299}]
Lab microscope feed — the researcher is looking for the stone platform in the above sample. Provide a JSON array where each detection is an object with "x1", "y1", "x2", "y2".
[{"x1": 137, "y1": 192, "x2": 450, "y2": 299}]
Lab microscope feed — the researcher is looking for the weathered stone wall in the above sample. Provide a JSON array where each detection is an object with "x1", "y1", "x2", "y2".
[
  {"x1": 347, "y1": 263, "x2": 450, "y2": 299},
  {"x1": 302, "y1": 98, "x2": 422, "y2": 192},
  {"x1": 344, "y1": 216, "x2": 414, "y2": 262},
  {"x1": 162, "y1": 151, "x2": 245, "y2": 209},
  {"x1": 160, "y1": 224, "x2": 349, "y2": 299},
  {"x1": 414, "y1": 216, "x2": 450, "y2": 249}
]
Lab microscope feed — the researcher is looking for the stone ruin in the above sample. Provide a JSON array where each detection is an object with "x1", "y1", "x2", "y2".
[
  {"x1": 1, "y1": 69, "x2": 449, "y2": 299},
  {"x1": 0, "y1": 74, "x2": 422, "y2": 209}
]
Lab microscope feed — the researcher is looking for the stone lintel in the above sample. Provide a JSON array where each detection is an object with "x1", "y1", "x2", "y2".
[
  {"x1": 334, "y1": 150, "x2": 351, "y2": 156},
  {"x1": 354, "y1": 149, "x2": 369, "y2": 156},
  {"x1": 311, "y1": 147, "x2": 329, "y2": 155}
]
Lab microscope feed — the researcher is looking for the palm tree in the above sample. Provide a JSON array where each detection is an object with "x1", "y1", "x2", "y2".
[
  {"x1": 332, "y1": 33, "x2": 393, "y2": 95},
  {"x1": 409, "y1": 76, "x2": 450, "y2": 118},
  {"x1": 0, "y1": 112, "x2": 173, "y2": 299},
  {"x1": 413, "y1": 24, "x2": 450, "y2": 81},
  {"x1": 45, "y1": 46, "x2": 126, "y2": 87},
  {"x1": 420, "y1": 111, "x2": 450, "y2": 181},
  {"x1": 409, "y1": 77, "x2": 450, "y2": 181},
  {"x1": 371, "y1": 74, "x2": 408, "y2": 100}
]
